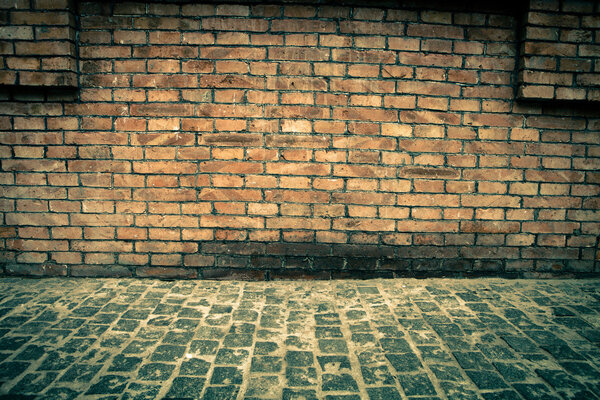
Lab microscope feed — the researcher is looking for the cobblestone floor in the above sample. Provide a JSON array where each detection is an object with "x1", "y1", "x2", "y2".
[{"x1": 0, "y1": 278, "x2": 598, "y2": 399}]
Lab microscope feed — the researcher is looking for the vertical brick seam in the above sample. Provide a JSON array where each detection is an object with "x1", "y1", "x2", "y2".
[{"x1": 0, "y1": 1, "x2": 599, "y2": 279}]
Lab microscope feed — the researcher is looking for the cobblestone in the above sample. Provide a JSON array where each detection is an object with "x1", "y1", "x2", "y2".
[{"x1": 0, "y1": 278, "x2": 598, "y2": 399}]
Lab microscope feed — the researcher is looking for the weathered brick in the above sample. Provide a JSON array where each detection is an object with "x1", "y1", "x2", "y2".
[{"x1": 271, "y1": 19, "x2": 335, "y2": 33}]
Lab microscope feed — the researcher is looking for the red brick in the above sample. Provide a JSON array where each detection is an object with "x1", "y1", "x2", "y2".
[
  {"x1": 332, "y1": 107, "x2": 396, "y2": 122},
  {"x1": 5, "y1": 263, "x2": 67, "y2": 277},
  {"x1": 330, "y1": 192, "x2": 394, "y2": 206},
  {"x1": 333, "y1": 165, "x2": 396, "y2": 179},
  {"x1": 68, "y1": 240, "x2": 132, "y2": 253},
  {"x1": 271, "y1": 19, "x2": 335, "y2": 33},
  {"x1": 333, "y1": 218, "x2": 395, "y2": 231},
  {"x1": 201, "y1": 215, "x2": 263, "y2": 229},
  {"x1": 183, "y1": 254, "x2": 215, "y2": 267},
  {"x1": 134, "y1": 241, "x2": 196, "y2": 253},
  {"x1": 332, "y1": 49, "x2": 395, "y2": 64},
  {"x1": 201, "y1": 17, "x2": 268, "y2": 32},
  {"x1": 461, "y1": 195, "x2": 520, "y2": 208},
  {"x1": 267, "y1": 217, "x2": 330, "y2": 230},
  {"x1": 339, "y1": 20, "x2": 403, "y2": 35},
  {"x1": 265, "y1": 190, "x2": 329, "y2": 204},
  {"x1": 522, "y1": 222, "x2": 579, "y2": 234},
  {"x1": 463, "y1": 169, "x2": 523, "y2": 181},
  {"x1": 199, "y1": 188, "x2": 261, "y2": 202},
  {"x1": 397, "y1": 220, "x2": 459, "y2": 232},
  {"x1": 525, "y1": 170, "x2": 584, "y2": 183},
  {"x1": 73, "y1": 264, "x2": 132, "y2": 277}
]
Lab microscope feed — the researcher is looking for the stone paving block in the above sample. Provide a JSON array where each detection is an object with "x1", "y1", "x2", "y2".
[
  {"x1": 216, "y1": 348, "x2": 250, "y2": 365},
  {"x1": 429, "y1": 364, "x2": 464, "y2": 382},
  {"x1": 85, "y1": 374, "x2": 128, "y2": 395},
  {"x1": 114, "y1": 318, "x2": 140, "y2": 332},
  {"x1": 223, "y1": 333, "x2": 253, "y2": 348},
  {"x1": 0, "y1": 277, "x2": 598, "y2": 399},
  {"x1": 476, "y1": 343, "x2": 515, "y2": 360},
  {"x1": 481, "y1": 390, "x2": 523, "y2": 400},
  {"x1": 43, "y1": 387, "x2": 79, "y2": 399},
  {"x1": 173, "y1": 318, "x2": 199, "y2": 330},
  {"x1": 501, "y1": 334, "x2": 540, "y2": 353},
  {"x1": 151, "y1": 344, "x2": 187, "y2": 362},
  {"x1": 108, "y1": 354, "x2": 143, "y2": 372},
  {"x1": 379, "y1": 338, "x2": 411, "y2": 352},
  {"x1": 282, "y1": 388, "x2": 318, "y2": 400},
  {"x1": 122, "y1": 382, "x2": 161, "y2": 400},
  {"x1": 318, "y1": 339, "x2": 348, "y2": 354},
  {"x1": 440, "y1": 381, "x2": 481, "y2": 400},
  {"x1": 513, "y1": 383, "x2": 562, "y2": 399},
  {"x1": 464, "y1": 369, "x2": 509, "y2": 390},
  {"x1": 494, "y1": 361, "x2": 535, "y2": 382},
  {"x1": 397, "y1": 372, "x2": 437, "y2": 396},
  {"x1": 560, "y1": 361, "x2": 600, "y2": 379},
  {"x1": 321, "y1": 373, "x2": 359, "y2": 392},
  {"x1": 286, "y1": 367, "x2": 317, "y2": 386},
  {"x1": 418, "y1": 345, "x2": 453, "y2": 362},
  {"x1": 250, "y1": 356, "x2": 283, "y2": 373},
  {"x1": 210, "y1": 366, "x2": 243, "y2": 385},
  {"x1": 535, "y1": 368, "x2": 590, "y2": 391},
  {"x1": 37, "y1": 352, "x2": 74, "y2": 371},
  {"x1": 453, "y1": 351, "x2": 494, "y2": 370},
  {"x1": 101, "y1": 334, "x2": 133, "y2": 349},
  {"x1": 385, "y1": 352, "x2": 423, "y2": 372},
  {"x1": 255, "y1": 341, "x2": 278, "y2": 355},
  {"x1": 202, "y1": 385, "x2": 240, "y2": 399},
  {"x1": 10, "y1": 372, "x2": 57, "y2": 394},
  {"x1": 246, "y1": 375, "x2": 280, "y2": 398},
  {"x1": 137, "y1": 363, "x2": 175, "y2": 381},
  {"x1": 59, "y1": 364, "x2": 101, "y2": 382},
  {"x1": 360, "y1": 365, "x2": 394, "y2": 385},
  {"x1": 366, "y1": 386, "x2": 402, "y2": 400},
  {"x1": 190, "y1": 340, "x2": 219, "y2": 355},
  {"x1": 316, "y1": 326, "x2": 344, "y2": 338},
  {"x1": 13, "y1": 345, "x2": 45, "y2": 361},
  {"x1": 285, "y1": 351, "x2": 314, "y2": 367},
  {"x1": 0, "y1": 336, "x2": 30, "y2": 352},
  {"x1": 165, "y1": 376, "x2": 205, "y2": 398}
]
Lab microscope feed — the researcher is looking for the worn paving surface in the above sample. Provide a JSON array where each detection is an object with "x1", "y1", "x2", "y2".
[{"x1": 0, "y1": 277, "x2": 598, "y2": 399}]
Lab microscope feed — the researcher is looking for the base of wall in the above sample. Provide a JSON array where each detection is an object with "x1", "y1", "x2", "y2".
[{"x1": 2, "y1": 260, "x2": 598, "y2": 280}]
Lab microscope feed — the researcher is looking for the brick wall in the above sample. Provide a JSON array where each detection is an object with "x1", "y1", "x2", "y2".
[{"x1": 0, "y1": 1, "x2": 599, "y2": 279}]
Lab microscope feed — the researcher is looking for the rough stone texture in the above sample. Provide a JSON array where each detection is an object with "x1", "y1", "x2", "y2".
[{"x1": 0, "y1": 277, "x2": 599, "y2": 398}]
